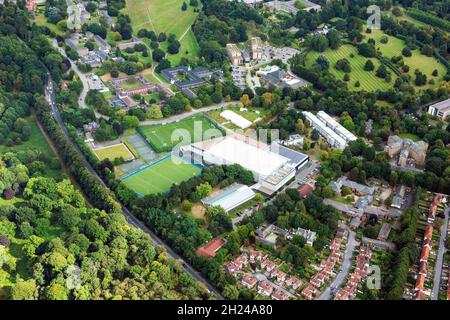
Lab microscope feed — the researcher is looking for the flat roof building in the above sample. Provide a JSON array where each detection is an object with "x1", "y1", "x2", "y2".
[
  {"x1": 220, "y1": 110, "x2": 252, "y2": 129},
  {"x1": 202, "y1": 183, "x2": 255, "y2": 212},
  {"x1": 303, "y1": 111, "x2": 348, "y2": 149},
  {"x1": 182, "y1": 134, "x2": 307, "y2": 194},
  {"x1": 316, "y1": 111, "x2": 357, "y2": 143},
  {"x1": 428, "y1": 98, "x2": 450, "y2": 120}
]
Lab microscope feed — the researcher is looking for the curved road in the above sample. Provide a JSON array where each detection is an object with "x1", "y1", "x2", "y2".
[{"x1": 45, "y1": 73, "x2": 223, "y2": 299}]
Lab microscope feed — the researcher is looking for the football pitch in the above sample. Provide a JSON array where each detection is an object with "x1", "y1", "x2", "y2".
[
  {"x1": 138, "y1": 114, "x2": 221, "y2": 153},
  {"x1": 121, "y1": 155, "x2": 202, "y2": 195}
]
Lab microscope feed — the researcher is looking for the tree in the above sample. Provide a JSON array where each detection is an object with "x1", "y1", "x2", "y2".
[
  {"x1": 311, "y1": 35, "x2": 329, "y2": 52},
  {"x1": 326, "y1": 29, "x2": 341, "y2": 49},
  {"x1": 11, "y1": 278, "x2": 38, "y2": 300},
  {"x1": 364, "y1": 60, "x2": 375, "y2": 71},
  {"x1": 240, "y1": 94, "x2": 250, "y2": 107},
  {"x1": 316, "y1": 55, "x2": 329, "y2": 70},
  {"x1": 402, "y1": 47, "x2": 412, "y2": 57},
  {"x1": 181, "y1": 2, "x2": 188, "y2": 11},
  {"x1": 152, "y1": 48, "x2": 165, "y2": 62},
  {"x1": 146, "y1": 105, "x2": 163, "y2": 119},
  {"x1": 376, "y1": 65, "x2": 388, "y2": 79},
  {"x1": 223, "y1": 285, "x2": 239, "y2": 300},
  {"x1": 193, "y1": 183, "x2": 212, "y2": 201},
  {"x1": 181, "y1": 199, "x2": 192, "y2": 212}
]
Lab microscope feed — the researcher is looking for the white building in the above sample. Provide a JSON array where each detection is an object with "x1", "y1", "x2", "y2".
[
  {"x1": 220, "y1": 110, "x2": 252, "y2": 129},
  {"x1": 202, "y1": 183, "x2": 255, "y2": 212},
  {"x1": 181, "y1": 134, "x2": 308, "y2": 194},
  {"x1": 316, "y1": 111, "x2": 357, "y2": 143},
  {"x1": 428, "y1": 98, "x2": 450, "y2": 120},
  {"x1": 303, "y1": 111, "x2": 348, "y2": 149}
]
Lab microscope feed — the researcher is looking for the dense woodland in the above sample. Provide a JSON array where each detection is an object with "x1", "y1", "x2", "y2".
[{"x1": 0, "y1": 2, "x2": 207, "y2": 300}]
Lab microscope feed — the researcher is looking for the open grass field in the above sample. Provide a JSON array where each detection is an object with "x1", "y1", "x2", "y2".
[
  {"x1": 367, "y1": 30, "x2": 446, "y2": 89},
  {"x1": 93, "y1": 143, "x2": 135, "y2": 161},
  {"x1": 34, "y1": 10, "x2": 65, "y2": 36},
  {"x1": 207, "y1": 104, "x2": 269, "y2": 129},
  {"x1": 123, "y1": 0, "x2": 200, "y2": 63},
  {"x1": 307, "y1": 45, "x2": 394, "y2": 91},
  {"x1": 138, "y1": 114, "x2": 221, "y2": 153},
  {"x1": 0, "y1": 117, "x2": 63, "y2": 179},
  {"x1": 121, "y1": 155, "x2": 202, "y2": 195}
]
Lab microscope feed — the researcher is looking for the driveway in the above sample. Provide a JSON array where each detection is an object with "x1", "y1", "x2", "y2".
[
  {"x1": 317, "y1": 229, "x2": 358, "y2": 300},
  {"x1": 431, "y1": 206, "x2": 449, "y2": 300}
]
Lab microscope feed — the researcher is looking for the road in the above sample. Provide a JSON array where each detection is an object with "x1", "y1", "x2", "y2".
[
  {"x1": 52, "y1": 39, "x2": 88, "y2": 109},
  {"x1": 317, "y1": 229, "x2": 358, "y2": 300},
  {"x1": 44, "y1": 73, "x2": 223, "y2": 299},
  {"x1": 139, "y1": 101, "x2": 236, "y2": 126},
  {"x1": 253, "y1": 272, "x2": 293, "y2": 298},
  {"x1": 431, "y1": 206, "x2": 449, "y2": 300}
]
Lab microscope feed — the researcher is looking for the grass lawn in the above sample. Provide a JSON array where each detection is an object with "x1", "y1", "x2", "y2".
[
  {"x1": 138, "y1": 114, "x2": 221, "y2": 153},
  {"x1": 207, "y1": 104, "x2": 269, "y2": 129},
  {"x1": 0, "y1": 117, "x2": 63, "y2": 179},
  {"x1": 93, "y1": 143, "x2": 135, "y2": 161},
  {"x1": 119, "y1": 77, "x2": 146, "y2": 90},
  {"x1": 123, "y1": 0, "x2": 200, "y2": 63},
  {"x1": 124, "y1": 0, "x2": 198, "y2": 37},
  {"x1": 307, "y1": 45, "x2": 394, "y2": 91},
  {"x1": 121, "y1": 155, "x2": 201, "y2": 195},
  {"x1": 161, "y1": 29, "x2": 200, "y2": 65},
  {"x1": 367, "y1": 30, "x2": 446, "y2": 89},
  {"x1": 399, "y1": 133, "x2": 421, "y2": 142},
  {"x1": 34, "y1": 11, "x2": 65, "y2": 36}
]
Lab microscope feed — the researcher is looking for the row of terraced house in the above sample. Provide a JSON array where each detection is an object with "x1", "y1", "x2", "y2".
[
  {"x1": 301, "y1": 225, "x2": 347, "y2": 300},
  {"x1": 334, "y1": 245, "x2": 372, "y2": 300},
  {"x1": 226, "y1": 250, "x2": 303, "y2": 300},
  {"x1": 414, "y1": 194, "x2": 445, "y2": 300}
]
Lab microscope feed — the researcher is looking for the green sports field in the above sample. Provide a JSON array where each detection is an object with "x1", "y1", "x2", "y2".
[
  {"x1": 94, "y1": 143, "x2": 135, "y2": 161},
  {"x1": 307, "y1": 45, "x2": 394, "y2": 91},
  {"x1": 121, "y1": 156, "x2": 201, "y2": 195},
  {"x1": 138, "y1": 114, "x2": 221, "y2": 153}
]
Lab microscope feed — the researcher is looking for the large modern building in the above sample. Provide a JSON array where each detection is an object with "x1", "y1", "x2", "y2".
[
  {"x1": 428, "y1": 98, "x2": 450, "y2": 120},
  {"x1": 226, "y1": 43, "x2": 244, "y2": 67},
  {"x1": 250, "y1": 37, "x2": 263, "y2": 60},
  {"x1": 160, "y1": 66, "x2": 213, "y2": 89},
  {"x1": 263, "y1": 0, "x2": 321, "y2": 15},
  {"x1": 257, "y1": 65, "x2": 309, "y2": 89},
  {"x1": 302, "y1": 111, "x2": 357, "y2": 149},
  {"x1": 202, "y1": 183, "x2": 256, "y2": 212},
  {"x1": 181, "y1": 134, "x2": 309, "y2": 195}
]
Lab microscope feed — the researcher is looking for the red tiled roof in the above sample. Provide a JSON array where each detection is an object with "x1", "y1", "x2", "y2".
[
  {"x1": 415, "y1": 274, "x2": 426, "y2": 291},
  {"x1": 242, "y1": 274, "x2": 257, "y2": 287},
  {"x1": 196, "y1": 238, "x2": 225, "y2": 258},
  {"x1": 272, "y1": 289, "x2": 289, "y2": 300},
  {"x1": 424, "y1": 225, "x2": 433, "y2": 241}
]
